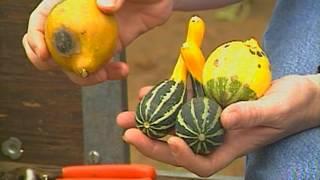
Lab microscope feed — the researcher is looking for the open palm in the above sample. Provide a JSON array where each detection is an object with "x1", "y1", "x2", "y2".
[{"x1": 117, "y1": 75, "x2": 320, "y2": 177}]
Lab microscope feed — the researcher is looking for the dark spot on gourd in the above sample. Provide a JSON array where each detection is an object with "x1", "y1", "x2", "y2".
[
  {"x1": 258, "y1": 64, "x2": 261, "y2": 68},
  {"x1": 257, "y1": 51, "x2": 263, "y2": 57},
  {"x1": 53, "y1": 28, "x2": 76, "y2": 56},
  {"x1": 214, "y1": 59, "x2": 220, "y2": 67},
  {"x1": 249, "y1": 49, "x2": 255, "y2": 55},
  {"x1": 224, "y1": 44, "x2": 230, "y2": 48},
  {"x1": 80, "y1": 31, "x2": 87, "y2": 35}
]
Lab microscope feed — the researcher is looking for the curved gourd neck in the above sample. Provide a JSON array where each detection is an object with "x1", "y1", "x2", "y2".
[
  {"x1": 180, "y1": 41, "x2": 206, "y2": 84},
  {"x1": 170, "y1": 55, "x2": 187, "y2": 83}
]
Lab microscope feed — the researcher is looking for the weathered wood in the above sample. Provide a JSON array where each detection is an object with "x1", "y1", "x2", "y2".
[{"x1": 0, "y1": 0, "x2": 83, "y2": 165}]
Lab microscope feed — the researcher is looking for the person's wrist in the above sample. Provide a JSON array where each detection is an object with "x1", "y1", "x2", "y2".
[{"x1": 305, "y1": 73, "x2": 320, "y2": 127}]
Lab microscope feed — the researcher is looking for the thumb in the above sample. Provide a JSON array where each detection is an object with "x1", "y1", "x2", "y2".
[
  {"x1": 97, "y1": 0, "x2": 125, "y2": 13},
  {"x1": 221, "y1": 97, "x2": 277, "y2": 129}
]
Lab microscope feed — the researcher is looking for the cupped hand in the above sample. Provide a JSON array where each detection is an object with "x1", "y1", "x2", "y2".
[
  {"x1": 117, "y1": 75, "x2": 320, "y2": 177},
  {"x1": 22, "y1": 0, "x2": 174, "y2": 85}
]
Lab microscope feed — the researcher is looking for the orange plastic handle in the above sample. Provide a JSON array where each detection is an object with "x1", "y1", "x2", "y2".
[{"x1": 62, "y1": 164, "x2": 156, "y2": 179}]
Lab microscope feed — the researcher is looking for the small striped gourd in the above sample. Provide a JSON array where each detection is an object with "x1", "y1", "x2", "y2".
[
  {"x1": 175, "y1": 21, "x2": 224, "y2": 155},
  {"x1": 135, "y1": 16, "x2": 205, "y2": 139},
  {"x1": 176, "y1": 95, "x2": 224, "y2": 155},
  {"x1": 135, "y1": 57, "x2": 187, "y2": 139}
]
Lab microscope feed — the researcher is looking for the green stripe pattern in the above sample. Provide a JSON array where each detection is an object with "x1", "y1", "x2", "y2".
[
  {"x1": 136, "y1": 80, "x2": 186, "y2": 139},
  {"x1": 176, "y1": 97, "x2": 224, "y2": 155},
  {"x1": 205, "y1": 77, "x2": 257, "y2": 108}
]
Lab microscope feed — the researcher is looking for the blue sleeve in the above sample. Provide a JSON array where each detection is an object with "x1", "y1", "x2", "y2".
[{"x1": 245, "y1": 0, "x2": 320, "y2": 179}]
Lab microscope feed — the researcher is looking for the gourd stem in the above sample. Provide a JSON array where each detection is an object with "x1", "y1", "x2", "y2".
[
  {"x1": 190, "y1": 76, "x2": 205, "y2": 98},
  {"x1": 186, "y1": 15, "x2": 205, "y2": 48},
  {"x1": 170, "y1": 55, "x2": 187, "y2": 83}
]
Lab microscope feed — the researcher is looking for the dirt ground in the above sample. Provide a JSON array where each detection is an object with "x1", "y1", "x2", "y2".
[{"x1": 126, "y1": 0, "x2": 276, "y2": 177}]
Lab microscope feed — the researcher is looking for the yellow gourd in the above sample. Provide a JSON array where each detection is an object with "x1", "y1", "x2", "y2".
[
  {"x1": 203, "y1": 39, "x2": 272, "y2": 107},
  {"x1": 181, "y1": 38, "x2": 272, "y2": 108},
  {"x1": 45, "y1": 0, "x2": 118, "y2": 78}
]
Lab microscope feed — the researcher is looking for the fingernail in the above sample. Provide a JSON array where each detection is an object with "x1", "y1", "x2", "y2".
[
  {"x1": 122, "y1": 135, "x2": 128, "y2": 143},
  {"x1": 97, "y1": 0, "x2": 116, "y2": 7}
]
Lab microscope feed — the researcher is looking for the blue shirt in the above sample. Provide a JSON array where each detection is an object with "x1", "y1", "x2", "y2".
[{"x1": 245, "y1": 0, "x2": 320, "y2": 179}]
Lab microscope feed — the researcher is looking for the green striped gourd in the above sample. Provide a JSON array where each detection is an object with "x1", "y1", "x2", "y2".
[
  {"x1": 175, "y1": 19, "x2": 224, "y2": 155},
  {"x1": 135, "y1": 57, "x2": 187, "y2": 139},
  {"x1": 176, "y1": 96, "x2": 224, "y2": 155},
  {"x1": 135, "y1": 15, "x2": 205, "y2": 139}
]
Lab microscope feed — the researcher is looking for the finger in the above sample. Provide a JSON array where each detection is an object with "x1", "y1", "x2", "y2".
[
  {"x1": 97, "y1": 0, "x2": 125, "y2": 13},
  {"x1": 221, "y1": 96, "x2": 280, "y2": 130},
  {"x1": 138, "y1": 86, "x2": 153, "y2": 100},
  {"x1": 26, "y1": 31, "x2": 50, "y2": 62},
  {"x1": 102, "y1": 61, "x2": 129, "y2": 79},
  {"x1": 167, "y1": 137, "x2": 216, "y2": 177},
  {"x1": 22, "y1": 34, "x2": 54, "y2": 70},
  {"x1": 167, "y1": 136, "x2": 239, "y2": 177},
  {"x1": 65, "y1": 61, "x2": 129, "y2": 85},
  {"x1": 28, "y1": 0, "x2": 62, "y2": 32},
  {"x1": 28, "y1": 0, "x2": 62, "y2": 59},
  {"x1": 32, "y1": 0, "x2": 63, "y2": 16},
  {"x1": 123, "y1": 128, "x2": 178, "y2": 165},
  {"x1": 117, "y1": 111, "x2": 136, "y2": 129}
]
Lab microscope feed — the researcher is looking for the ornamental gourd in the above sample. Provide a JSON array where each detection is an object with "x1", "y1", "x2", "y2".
[
  {"x1": 175, "y1": 17, "x2": 224, "y2": 155},
  {"x1": 135, "y1": 16, "x2": 205, "y2": 139},
  {"x1": 176, "y1": 72, "x2": 224, "y2": 155},
  {"x1": 181, "y1": 39, "x2": 272, "y2": 108},
  {"x1": 203, "y1": 39, "x2": 272, "y2": 108},
  {"x1": 176, "y1": 96, "x2": 224, "y2": 155},
  {"x1": 135, "y1": 57, "x2": 187, "y2": 138},
  {"x1": 45, "y1": 0, "x2": 117, "y2": 78}
]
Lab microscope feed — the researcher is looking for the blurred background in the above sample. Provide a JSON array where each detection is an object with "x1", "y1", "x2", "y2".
[{"x1": 126, "y1": 0, "x2": 276, "y2": 177}]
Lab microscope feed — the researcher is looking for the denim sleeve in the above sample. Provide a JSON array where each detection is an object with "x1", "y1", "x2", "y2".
[{"x1": 245, "y1": 0, "x2": 320, "y2": 179}]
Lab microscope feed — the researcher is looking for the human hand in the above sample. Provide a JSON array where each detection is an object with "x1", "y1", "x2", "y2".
[
  {"x1": 117, "y1": 75, "x2": 320, "y2": 177},
  {"x1": 22, "y1": 0, "x2": 174, "y2": 85}
]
